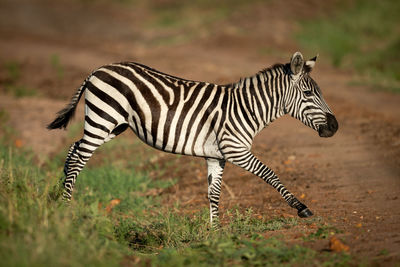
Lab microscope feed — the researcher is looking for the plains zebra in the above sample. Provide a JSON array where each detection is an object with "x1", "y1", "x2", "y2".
[{"x1": 48, "y1": 52, "x2": 338, "y2": 225}]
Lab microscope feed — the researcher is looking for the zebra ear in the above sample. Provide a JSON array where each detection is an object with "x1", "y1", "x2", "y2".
[
  {"x1": 290, "y1": 52, "x2": 304, "y2": 75},
  {"x1": 305, "y1": 54, "x2": 318, "y2": 71}
]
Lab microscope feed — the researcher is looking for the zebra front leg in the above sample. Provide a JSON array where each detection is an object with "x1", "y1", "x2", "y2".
[
  {"x1": 206, "y1": 158, "x2": 226, "y2": 227},
  {"x1": 224, "y1": 149, "x2": 313, "y2": 218}
]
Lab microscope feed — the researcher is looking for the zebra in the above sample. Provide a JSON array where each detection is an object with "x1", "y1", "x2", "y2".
[{"x1": 48, "y1": 52, "x2": 338, "y2": 225}]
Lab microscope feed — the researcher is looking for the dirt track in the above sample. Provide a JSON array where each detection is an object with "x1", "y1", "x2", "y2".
[{"x1": 1, "y1": 0, "x2": 399, "y2": 263}]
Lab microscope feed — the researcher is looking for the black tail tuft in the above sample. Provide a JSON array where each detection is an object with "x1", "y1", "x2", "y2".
[
  {"x1": 47, "y1": 104, "x2": 77, "y2": 130},
  {"x1": 47, "y1": 75, "x2": 88, "y2": 130}
]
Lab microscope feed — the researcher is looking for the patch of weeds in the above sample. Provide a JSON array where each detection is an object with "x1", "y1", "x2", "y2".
[
  {"x1": 225, "y1": 208, "x2": 298, "y2": 235},
  {"x1": 74, "y1": 164, "x2": 172, "y2": 215},
  {"x1": 0, "y1": 109, "x2": 18, "y2": 145},
  {"x1": 264, "y1": 217, "x2": 299, "y2": 231},
  {"x1": 304, "y1": 225, "x2": 342, "y2": 241},
  {"x1": 153, "y1": 236, "x2": 316, "y2": 266},
  {"x1": 378, "y1": 248, "x2": 389, "y2": 256},
  {"x1": 3, "y1": 61, "x2": 20, "y2": 83},
  {"x1": 316, "y1": 252, "x2": 353, "y2": 267},
  {"x1": 148, "y1": 1, "x2": 235, "y2": 29},
  {"x1": 114, "y1": 208, "x2": 211, "y2": 253},
  {"x1": 145, "y1": 0, "x2": 261, "y2": 46},
  {"x1": 8, "y1": 85, "x2": 38, "y2": 97},
  {"x1": 50, "y1": 54, "x2": 64, "y2": 80},
  {"x1": 0, "y1": 142, "x2": 130, "y2": 265},
  {"x1": 2, "y1": 61, "x2": 38, "y2": 97},
  {"x1": 297, "y1": 0, "x2": 400, "y2": 92},
  {"x1": 0, "y1": 109, "x2": 8, "y2": 121},
  {"x1": 114, "y1": 219, "x2": 166, "y2": 251},
  {"x1": 113, "y1": 207, "x2": 324, "y2": 266},
  {"x1": 0, "y1": 109, "x2": 9, "y2": 141},
  {"x1": 0, "y1": 136, "x2": 178, "y2": 266},
  {"x1": 150, "y1": 178, "x2": 177, "y2": 190}
]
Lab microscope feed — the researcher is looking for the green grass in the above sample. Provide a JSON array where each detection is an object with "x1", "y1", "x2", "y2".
[{"x1": 297, "y1": 0, "x2": 400, "y2": 92}]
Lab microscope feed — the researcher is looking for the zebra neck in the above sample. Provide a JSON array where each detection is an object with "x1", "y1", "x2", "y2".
[
  {"x1": 259, "y1": 68, "x2": 288, "y2": 126},
  {"x1": 231, "y1": 69, "x2": 287, "y2": 137}
]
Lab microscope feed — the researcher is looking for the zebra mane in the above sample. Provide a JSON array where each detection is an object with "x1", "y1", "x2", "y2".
[
  {"x1": 226, "y1": 63, "x2": 290, "y2": 89},
  {"x1": 259, "y1": 63, "x2": 290, "y2": 75}
]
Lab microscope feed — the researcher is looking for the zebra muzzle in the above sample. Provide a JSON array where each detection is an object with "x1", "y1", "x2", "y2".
[{"x1": 318, "y1": 113, "x2": 338, "y2": 137}]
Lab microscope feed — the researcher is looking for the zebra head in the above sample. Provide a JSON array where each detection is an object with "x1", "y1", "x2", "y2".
[{"x1": 285, "y1": 52, "x2": 338, "y2": 137}]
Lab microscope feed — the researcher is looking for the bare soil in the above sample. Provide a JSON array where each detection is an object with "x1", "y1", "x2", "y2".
[{"x1": 1, "y1": 0, "x2": 399, "y2": 264}]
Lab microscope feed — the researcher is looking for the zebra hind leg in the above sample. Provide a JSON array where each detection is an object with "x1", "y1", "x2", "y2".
[
  {"x1": 206, "y1": 158, "x2": 226, "y2": 227},
  {"x1": 61, "y1": 124, "x2": 129, "y2": 201},
  {"x1": 61, "y1": 140, "x2": 92, "y2": 201}
]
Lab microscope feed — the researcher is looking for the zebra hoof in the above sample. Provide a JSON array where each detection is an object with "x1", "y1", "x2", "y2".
[{"x1": 298, "y1": 208, "x2": 313, "y2": 218}]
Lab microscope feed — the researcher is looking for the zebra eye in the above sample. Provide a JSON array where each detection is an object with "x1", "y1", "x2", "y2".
[{"x1": 304, "y1": 90, "x2": 312, "y2": 97}]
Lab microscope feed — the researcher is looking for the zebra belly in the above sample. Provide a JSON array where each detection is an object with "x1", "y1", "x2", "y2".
[{"x1": 128, "y1": 121, "x2": 223, "y2": 159}]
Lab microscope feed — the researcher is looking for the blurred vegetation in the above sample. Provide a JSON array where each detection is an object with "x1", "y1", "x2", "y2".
[
  {"x1": 297, "y1": 0, "x2": 400, "y2": 92},
  {"x1": 1, "y1": 61, "x2": 38, "y2": 98},
  {"x1": 50, "y1": 54, "x2": 65, "y2": 80},
  {"x1": 143, "y1": 0, "x2": 259, "y2": 46}
]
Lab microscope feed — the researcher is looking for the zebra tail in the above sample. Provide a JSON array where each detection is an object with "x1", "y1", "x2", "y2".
[{"x1": 47, "y1": 79, "x2": 88, "y2": 130}]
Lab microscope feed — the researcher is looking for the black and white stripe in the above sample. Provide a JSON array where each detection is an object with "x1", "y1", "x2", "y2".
[{"x1": 48, "y1": 52, "x2": 338, "y2": 224}]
